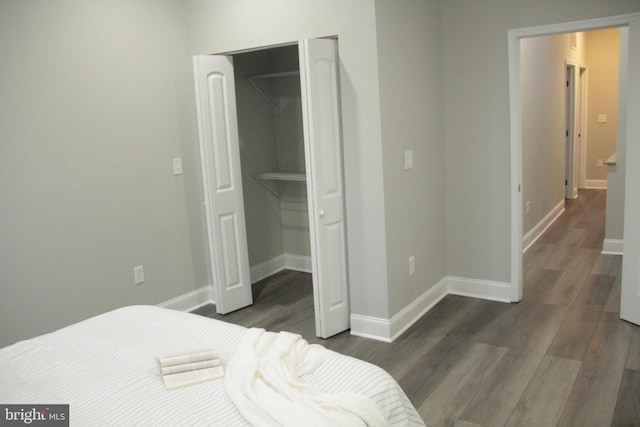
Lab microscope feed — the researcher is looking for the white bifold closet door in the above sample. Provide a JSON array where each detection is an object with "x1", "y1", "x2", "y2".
[
  {"x1": 193, "y1": 39, "x2": 350, "y2": 338},
  {"x1": 193, "y1": 55, "x2": 253, "y2": 314}
]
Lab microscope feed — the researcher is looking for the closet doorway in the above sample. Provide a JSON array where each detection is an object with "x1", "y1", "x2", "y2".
[{"x1": 193, "y1": 39, "x2": 350, "y2": 338}]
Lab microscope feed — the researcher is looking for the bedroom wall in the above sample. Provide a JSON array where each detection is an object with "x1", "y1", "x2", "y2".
[
  {"x1": 0, "y1": 0, "x2": 198, "y2": 347},
  {"x1": 374, "y1": 0, "x2": 446, "y2": 316},
  {"x1": 520, "y1": 33, "x2": 586, "y2": 239},
  {"x1": 442, "y1": 0, "x2": 640, "y2": 285}
]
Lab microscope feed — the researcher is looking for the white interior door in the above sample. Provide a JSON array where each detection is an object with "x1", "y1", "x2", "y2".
[
  {"x1": 565, "y1": 64, "x2": 577, "y2": 199},
  {"x1": 299, "y1": 38, "x2": 350, "y2": 338},
  {"x1": 621, "y1": 21, "x2": 640, "y2": 326},
  {"x1": 577, "y1": 67, "x2": 587, "y2": 190},
  {"x1": 193, "y1": 55, "x2": 252, "y2": 314}
]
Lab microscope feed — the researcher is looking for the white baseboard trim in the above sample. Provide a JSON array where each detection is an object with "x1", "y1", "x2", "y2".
[
  {"x1": 250, "y1": 255, "x2": 286, "y2": 284},
  {"x1": 285, "y1": 253, "x2": 312, "y2": 273},
  {"x1": 585, "y1": 179, "x2": 607, "y2": 189},
  {"x1": 350, "y1": 276, "x2": 511, "y2": 342},
  {"x1": 447, "y1": 276, "x2": 512, "y2": 302},
  {"x1": 159, "y1": 254, "x2": 312, "y2": 313},
  {"x1": 389, "y1": 277, "x2": 449, "y2": 341},
  {"x1": 350, "y1": 314, "x2": 392, "y2": 343},
  {"x1": 250, "y1": 254, "x2": 313, "y2": 284},
  {"x1": 602, "y1": 238, "x2": 623, "y2": 255},
  {"x1": 158, "y1": 285, "x2": 214, "y2": 312},
  {"x1": 523, "y1": 200, "x2": 565, "y2": 252},
  {"x1": 161, "y1": 275, "x2": 512, "y2": 343}
]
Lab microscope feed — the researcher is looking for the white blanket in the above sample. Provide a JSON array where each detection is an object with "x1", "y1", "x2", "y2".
[{"x1": 225, "y1": 328, "x2": 390, "y2": 427}]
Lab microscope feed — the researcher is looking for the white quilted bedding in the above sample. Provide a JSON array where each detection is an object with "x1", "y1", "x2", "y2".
[{"x1": 0, "y1": 305, "x2": 424, "y2": 426}]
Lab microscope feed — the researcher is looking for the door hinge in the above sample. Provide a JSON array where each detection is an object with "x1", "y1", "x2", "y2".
[
  {"x1": 565, "y1": 179, "x2": 568, "y2": 185},
  {"x1": 566, "y1": 130, "x2": 569, "y2": 137}
]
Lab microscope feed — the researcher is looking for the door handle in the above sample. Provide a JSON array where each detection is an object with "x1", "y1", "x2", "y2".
[{"x1": 319, "y1": 210, "x2": 325, "y2": 218}]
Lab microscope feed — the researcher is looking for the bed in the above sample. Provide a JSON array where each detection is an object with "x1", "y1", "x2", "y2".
[{"x1": 0, "y1": 305, "x2": 424, "y2": 426}]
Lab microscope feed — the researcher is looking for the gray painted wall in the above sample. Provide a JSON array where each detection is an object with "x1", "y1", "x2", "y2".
[
  {"x1": 374, "y1": 0, "x2": 446, "y2": 315},
  {"x1": 520, "y1": 33, "x2": 586, "y2": 237},
  {"x1": 0, "y1": 0, "x2": 198, "y2": 347}
]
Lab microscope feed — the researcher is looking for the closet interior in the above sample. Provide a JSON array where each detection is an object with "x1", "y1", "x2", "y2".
[{"x1": 233, "y1": 45, "x2": 312, "y2": 284}]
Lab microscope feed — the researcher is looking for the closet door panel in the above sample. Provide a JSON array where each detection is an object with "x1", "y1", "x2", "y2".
[
  {"x1": 194, "y1": 55, "x2": 253, "y2": 314},
  {"x1": 206, "y1": 73, "x2": 233, "y2": 191},
  {"x1": 300, "y1": 38, "x2": 350, "y2": 338}
]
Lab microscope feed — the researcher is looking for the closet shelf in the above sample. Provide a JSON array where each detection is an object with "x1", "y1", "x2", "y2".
[
  {"x1": 246, "y1": 71, "x2": 300, "y2": 108},
  {"x1": 257, "y1": 172, "x2": 306, "y2": 181},
  {"x1": 254, "y1": 172, "x2": 306, "y2": 198}
]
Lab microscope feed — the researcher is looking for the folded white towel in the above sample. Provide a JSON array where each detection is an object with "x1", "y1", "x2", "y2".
[
  {"x1": 156, "y1": 349, "x2": 223, "y2": 390},
  {"x1": 225, "y1": 328, "x2": 389, "y2": 427}
]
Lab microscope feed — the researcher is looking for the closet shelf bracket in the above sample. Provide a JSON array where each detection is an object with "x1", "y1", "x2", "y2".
[{"x1": 253, "y1": 172, "x2": 306, "y2": 199}]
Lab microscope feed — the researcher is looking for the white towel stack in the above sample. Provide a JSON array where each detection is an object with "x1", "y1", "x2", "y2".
[{"x1": 156, "y1": 349, "x2": 224, "y2": 390}]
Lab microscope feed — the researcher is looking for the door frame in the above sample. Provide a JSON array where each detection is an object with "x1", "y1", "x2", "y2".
[
  {"x1": 565, "y1": 60, "x2": 586, "y2": 200},
  {"x1": 508, "y1": 12, "x2": 640, "y2": 303},
  {"x1": 565, "y1": 61, "x2": 577, "y2": 199},
  {"x1": 196, "y1": 39, "x2": 351, "y2": 337},
  {"x1": 577, "y1": 66, "x2": 588, "y2": 190}
]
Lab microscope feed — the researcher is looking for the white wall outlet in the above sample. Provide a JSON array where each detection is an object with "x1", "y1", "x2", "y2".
[
  {"x1": 409, "y1": 256, "x2": 415, "y2": 276},
  {"x1": 598, "y1": 114, "x2": 607, "y2": 123},
  {"x1": 134, "y1": 265, "x2": 145, "y2": 285},
  {"x1": 172, "y1": 157, "x2": 183, "y2": 175},
  {"x1": 404, "y1": 150, "x2": 414, "y2": 170},
  {"x1": 597, "y1": 159, "x2": 604, "y2": 167}
]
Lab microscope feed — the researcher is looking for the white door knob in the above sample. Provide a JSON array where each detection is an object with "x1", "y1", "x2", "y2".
[{"x1": 319, "y1": 210, "x2": 325, "y2": 218}]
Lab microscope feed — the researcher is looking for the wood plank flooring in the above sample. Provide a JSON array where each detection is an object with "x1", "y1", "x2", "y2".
[{"x1": 193, "y1": 189, "x2": 639, "y2": 427}]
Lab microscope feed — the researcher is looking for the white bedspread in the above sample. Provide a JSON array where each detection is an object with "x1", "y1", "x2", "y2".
[
  {"x1": 225, "y1": 328, "x2": 388, "y2": 427},
  {"x1": 0, "y1": 306, "x2": 424, "y2": 426}
]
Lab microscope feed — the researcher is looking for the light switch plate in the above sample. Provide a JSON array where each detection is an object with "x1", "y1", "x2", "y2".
[
  {"x1": 404, "y1": 150, "x2": 414, "y2": 170},
  {"x1": 173, "y1": 157, "x2": 183, "y2": 175}
]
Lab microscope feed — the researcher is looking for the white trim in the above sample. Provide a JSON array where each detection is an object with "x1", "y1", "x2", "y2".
[
  {"x1": 160, "y1": 275, "x2": 512, "y2": 343},
  {"x1": 585, "y1": 179, "x2": 607, "y2": 189},
  {"x1": 509, "y1": 12, "x2": 640, "y2": 306},
  {"x1": 350, "y1": 276, "x2": 511, "y2": 342},
  {"x1": 388, "y1": 277, "x2": 449, "y2": 341},
  {"x1": 349, "y1": 314, "x2": 392, "y2": 343},
  {"x1": 249, "y1": 254, "x2": 313, "y2": 284},
  {"x1": 158, "y1": 285, "x2": 215, "y2": 312},
  {"x1": 250, "y1": 255, "x2": 286, "y2": 284},
  {"x1": 447, "y1": 277, "x2": 512, "y2": 302},
  {"x1": 523, "y1": 200, "x2": 565, "y2": 252},
  {"x1": 285, "y1": 253, "x2": 313, "y2": 273},
  {"x1": 602, "y1": 238, "x2": 624, "y2": 255},
  {"x1": 508, "y1": 28, "x2": 524, "y2": 303}
]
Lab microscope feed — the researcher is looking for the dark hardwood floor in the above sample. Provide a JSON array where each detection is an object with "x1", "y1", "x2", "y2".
[{"x1": 193, "y1": 189, "x2": 640, "y2": 426}]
